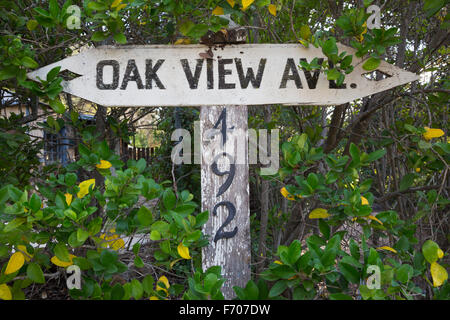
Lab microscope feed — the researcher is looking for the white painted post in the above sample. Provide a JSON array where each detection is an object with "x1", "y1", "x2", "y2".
[{"x1": 200, "y1": 105, "x2": 251, "y2": 299}]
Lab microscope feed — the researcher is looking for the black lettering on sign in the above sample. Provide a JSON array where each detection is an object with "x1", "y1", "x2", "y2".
[
  {"x1": 96, "y1": 60, "x2": 119, "y2": 90},
  {"x1": 234, "y1": 58, "x2": 266, "y2": 89},
  {"x1": 211, "y1": 152, "x2": 236, "y2": 197},
  {"x1": 213, "y1": 201, "x2": 238, "y2": 242},
  {"x1": 145, "y1": 59, "x2": 165, "y2": 89},
  {"x1": 218, "y1": 59, "x2": 235, "y2": 89},
  {"x1": 279, "y1": 58, "x2": 303, "y2": 89},
  {"x1": 300, "y1": 58, "x2": 323, "y2": 89},
  {"x1": 120, "y1": 59, "x2": 143, "y2": 90},
  {"x1": 213, "y1": 108, "x2": 229, "y2": 145},
  {"x1": 181, "y1": 59, "x2": 204, "y2": 89},
  {"x1": 207, "y1": 59, "x2": 214, "y2": 89}
]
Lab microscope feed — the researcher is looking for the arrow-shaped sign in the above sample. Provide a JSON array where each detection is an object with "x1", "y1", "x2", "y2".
[{"x1": 28, "y1": 44, "x2": 418, "y2": 107}]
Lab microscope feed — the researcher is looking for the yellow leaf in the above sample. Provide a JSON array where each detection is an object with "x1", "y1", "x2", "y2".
[
  {"x1": 149, "y1": 296, "x2": 159, "y2": 300},
  {"x1": 177, "y1": 243, "x2": 191, "y2": 259},
  {"x1": 268, "y1": 4, "x2": 276, "y2": 16},
  {"x1": 77, "y1": 179, "x2": 95, "y2": 198},
  {"x1": 5, "y1": 252, "x2": 25, "y2": 275},
  {"x1": 0, "y1": 284, "x2": 12, "y2": 300},
  {"x1": 111, "y1": 0, "x2": 122, "y2": 8},
  {"x1": 423, "y1": 127, "x2": 445, "y2": 140},
  {"x1": 51, "y1": 254, "x2": 76, "y2": 268},
  {"x1": 280, "y1": 187, "x2": 295, "y2": 200},
  {"x1": 309, "y1": 208, "x2": 330, "y2": 219},
  {"x1": 115, "y1": 3, "x2": 127, "y2": 11},
  {"x1": 170, "y1": 258, "x2": 182, "y2": 269},
  {"x1": 299, "y1": 25, "x2": 311, "y2": 40},
  {"x1": 376, "y1": 246, "x2": 397, "y2": 254},
  {"x1": 227, "y1": 0, "x2": 235, "y2": 7},
  {"x1": 241, "y1": 0, "x2": 255, "y2": 11},
  {"x1": 65, "y1": 193, "x2": 73, "y2": 206},
  {"x1": 367, "y1": 215, "x2": 383, "y2": 225},
  {"x1": 212, "y1": 6, "x2": 224, "y2": 15},
  {"x1": 274, "y1": 260, "x2": 283, "y2": 265},
  {"x1": 437, "y1": 248, "x2": 444, "y2": 259},
  {"x1": 156, "y1": 275, "x2": 170, "y2": 293},
  {"x1": 96, "y1": 160, "x2": 112, "y2": 169},
  {"x1": 361, "y1": 196, "x2": 369, "y2": 206},
  {"x1": 174, "y1": 38, "x2": 191, "y2": 45},
  {"x1": 111, "y1": 238, "x2": 125, "y2": 251},
  {"x1": 415, "y1": 167, "x2": 421, "y2": 173},
  {"x1": 430, "y1": 261, "x2": 448, "y2": 287},
  {"x1": 17, "y1": 245, "x2": 33, "y2": 262}
]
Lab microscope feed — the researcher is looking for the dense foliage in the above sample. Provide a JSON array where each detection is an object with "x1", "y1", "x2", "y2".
[{"x1": 0, "y1": 0, "x2": 448, "y2": 300}]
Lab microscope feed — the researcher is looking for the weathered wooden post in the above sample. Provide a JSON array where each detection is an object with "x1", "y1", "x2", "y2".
[{"x1": 200, "y1": 105, "x2": 250, "y2": 299}]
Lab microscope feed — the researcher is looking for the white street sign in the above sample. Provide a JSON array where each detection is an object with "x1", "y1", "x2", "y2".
[{"x1": 28, "y1": 44, "x2": 418, "y2": 107}]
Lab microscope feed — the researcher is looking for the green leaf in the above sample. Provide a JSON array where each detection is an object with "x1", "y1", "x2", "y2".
[
  {"x1": 186, "y1": 24, "x2": 209, "y2": 39},
  {"x1": 46, "y1": 66, "x2": 61, "y2": 82},
  {"x1": 330, "y1": 293, "x2": 353, "y2": 300},
  {"x1": 339, "y1": 262, "x2": 360, "y2": 283},
  {"x1": 349, "y1": 143, "x2": 360, "y2": 164},
  {"x1": 54, "y1": 243, "x2": 70, "y2": 262},
  {"x1": 149, "y1": 230, "x2": 161, "y2": 241},
  {"x1": 49, "y1": 99, "x2": 65, "y2": 114},
  {"x1": 365, "y1": 149, "x2": 386, "y2": 162},
  {"x1": 163, "y1": 189, "x2": 176, "y2": 210},
  {"x1": 362, "y1": 57, "x2": 381, "y2": 71},
  {"x1": 91, "y1": 31, "x2": 108, "y2": 42},
  {"x1": 142, "y1": 275, "x2": 154, "y2": 295},
  {"x1": 111, "y1": 284, "x2": 125, "y2": 300},
  {"x1": 137, "y1": 206, "x2": 153, "y2": 226},
  {"x1": 286, "y1": 240, "x2": 302, "y2": 265},
  {"x1": 422, "y1": 240, "x2": 440, "y2": 263},
  {"x1": 322, "y1": 37, "x2": 338, "y2": 57},
  {"x1": 131, "y1": 279, "x2": 143, "y2": 300},
  {"x1": 268, "y1": 280, "x2": 287, "y2": 297},
  {"x1": 423, "y1": 0, "x2": 445, "y2": 17},
  {"x1": 244, "y1": 280, "x2": 259, "y2": 300},
  {"x1": 326, "y1": 68, "x2": 341, "y2": 81},
  {"x1": 21, "y1": 57, "x2": 39, "y2": 69},
  {"x1": 76, "y1": 228, "x2": 89, "y2": 243},
  {"x1": 396, "y1": 264, "x2": 413, "y2": 283},
  {"x1": 88, "y1": 2, "x2": 107, "y2": 11},
  {"x1": 113, "y1": 33, "x2": 127, "y2": 44},
  {"x1": 26, "y1": 20, "x2": 39, "y2": 31},
  {"x1": 27, "y1": 263, "x2": 45, "y2": 284},
  {"x1": 29, "y1": 193, "x2": 41, "y2": 212},
  {"x1": 134, "y1": 256, "x2": 144, "y2": 268},
  {"x1": 399, "y1": 173, "x2": 415, "y2": 191}
]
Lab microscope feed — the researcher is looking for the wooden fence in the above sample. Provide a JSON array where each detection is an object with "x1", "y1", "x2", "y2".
[{"x1": 120, "y1": 140, "x2": 155, "y2": 163}]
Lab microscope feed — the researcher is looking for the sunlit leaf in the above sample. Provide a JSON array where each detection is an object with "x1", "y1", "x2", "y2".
[
  {"x1": 241, "y1": 0, "x2": 255, "y2": 11},
  {"x1": 430, "y1": 262, "x2": 448, "y2": 287},
  {"x1": 423, "y1": 127, "x2": 445, "y2": 140},
  {"x1": 77, "y1": 179, "x2": 95, "y2": 198},
  {"x1": 268, "y1": 4, "x2": 276, "y2": 16},
  {"x1": 0, "y1": 284, "x2": 12, "y2": 300},
  {"x1": 177, "y1": 243, "x2": 191, "y2": 259},
  {"x1": 309, "y1": 208, "x2": 330, "y2": 219},
  {"x1": 5, "y1": 252, "x2": 25, "y2": 275},
  {"x1": 280, "y1": 187, "x2": 295, "y2": 200},
  {"x1": 212, "y1": 6, "x2": 224, "y2": 15},
  {"x1": 376, "y1": 246, "x2": 397, "y2": 253},
  {"x1": 96, "y1": 160, "x2": 112, "y2": 169},
  {"x1": 51, "y1": 254, "x2": 76, "y2": 267},
  {"x1": 65, "y1": 193, "x2": 72, "y2": 206}
]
